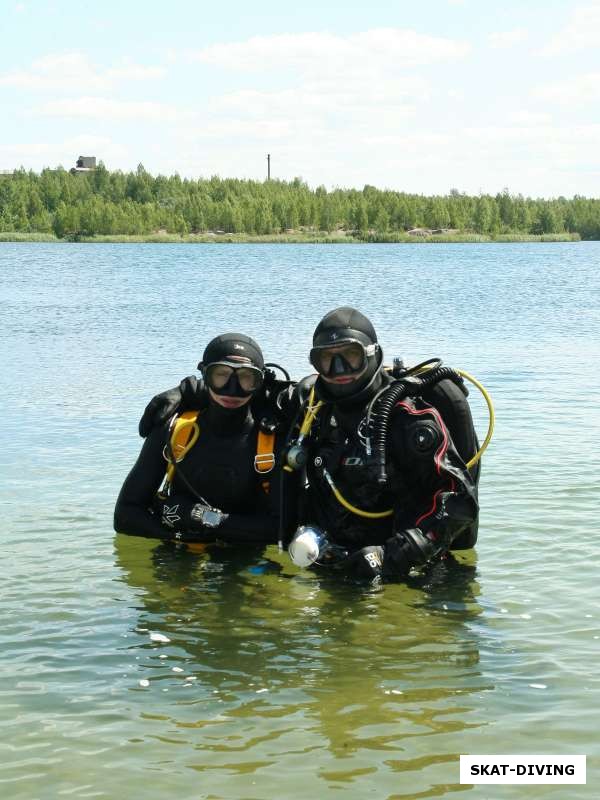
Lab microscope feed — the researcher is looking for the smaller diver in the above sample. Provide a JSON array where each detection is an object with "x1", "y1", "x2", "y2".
[{"x1": 114, "y1": 333, "x2": 295, "y2": 547}]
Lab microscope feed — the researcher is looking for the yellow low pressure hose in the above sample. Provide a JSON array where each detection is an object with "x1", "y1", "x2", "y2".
[
  {"x1": 286, "y1": 371, "x2": 494, "y2": 519},
  {"x1": 456, "y1": 369, "x2": 495, "y2": 470},
  {"x1": 322, "y1": 468, "x2": 393, "y2": 519},
  {"x1": 299, "y1": 387, "x2": 323, "y2": 436}
]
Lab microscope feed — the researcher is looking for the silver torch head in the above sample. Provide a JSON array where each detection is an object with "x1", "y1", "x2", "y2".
[{"x1": 288, "y1": 525, "x2": 329, "y2": 568}]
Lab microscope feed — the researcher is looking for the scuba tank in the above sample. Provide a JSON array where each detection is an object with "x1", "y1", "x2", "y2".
[{"x1": 369, "y1": 358, "x2": 488, "y2": 550}]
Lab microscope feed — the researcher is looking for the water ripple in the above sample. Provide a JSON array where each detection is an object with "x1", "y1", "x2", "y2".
[{"x1": 1, "y1": 243, "x2": 599, "y2": 799}]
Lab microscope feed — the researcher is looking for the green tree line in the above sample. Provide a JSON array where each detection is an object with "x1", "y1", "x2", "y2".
[{"x1": 1, "y1": 163, "x2": 599, "y2": 239}]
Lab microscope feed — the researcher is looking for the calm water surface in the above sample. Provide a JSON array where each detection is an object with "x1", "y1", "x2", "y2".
[{"x1": 1, "y1": 243, "x2": 598, "y2": 799}]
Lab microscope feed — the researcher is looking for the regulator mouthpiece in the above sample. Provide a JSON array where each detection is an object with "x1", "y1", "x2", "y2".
[{"x1": 288, "y1": 525, "x2": 329, "y2": 568}]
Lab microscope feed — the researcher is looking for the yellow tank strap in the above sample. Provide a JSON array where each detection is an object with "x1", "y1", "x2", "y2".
[
  {"x1": 165, "y1": 411, "x2": 201, "y2": 484},
  {"x1": 254, "y1": 430, "x2": 276, "y2": 473}
]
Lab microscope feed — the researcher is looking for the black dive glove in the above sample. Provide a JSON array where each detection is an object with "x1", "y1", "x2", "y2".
[
  {"x1": 341, "y1": 529, "x2": 438, "y2": 581},
  {"x1": 383, "y1": 528, "x2": 439, "y2": 575},
  {"x1": 139, "y1": 376, "x2": 204, "y2": 437},
  {"x1": 341, "y1": 546, "x2": 385, "y2": 580}
]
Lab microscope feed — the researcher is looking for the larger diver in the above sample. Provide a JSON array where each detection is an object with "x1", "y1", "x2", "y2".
[
  {"x1": 285, "y1": 307, "x2": 492, "y2": 581},
  {"x1": 132, "y1": 309, "x2": 493, "y2": 580}
]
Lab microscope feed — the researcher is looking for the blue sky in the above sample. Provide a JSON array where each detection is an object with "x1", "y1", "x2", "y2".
[{"x1": 1, "y1": 0, "x2": 599, "y2": 196}]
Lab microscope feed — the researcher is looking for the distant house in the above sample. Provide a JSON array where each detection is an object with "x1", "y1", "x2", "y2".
[{"x1": 70, "y1": 156, "x2": 97, "y2": 174}]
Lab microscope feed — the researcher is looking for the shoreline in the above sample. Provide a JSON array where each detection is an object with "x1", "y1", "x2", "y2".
[{"x1": 0, "y1": 231, "x2": 583, "y2": 244}]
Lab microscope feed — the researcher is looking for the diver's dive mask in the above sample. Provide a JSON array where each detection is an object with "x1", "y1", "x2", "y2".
[
  {"x1": 309, "y1": 340, "x2": 378, "y2": 378},
  {"x1": 202, "y1": 361, "x2": 264, "y2": 397}
]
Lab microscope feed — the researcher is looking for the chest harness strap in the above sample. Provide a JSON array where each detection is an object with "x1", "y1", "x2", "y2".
[{"x1": 160, "y1": 410, "x2": 276, "y2": 497}]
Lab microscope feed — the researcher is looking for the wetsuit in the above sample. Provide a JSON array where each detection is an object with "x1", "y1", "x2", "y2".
[
  {"x1": 114, "y1": 400, "x2": 282, "y2": 544},
  {"x1": 297, "y1": 373, "x2": 479, "y2": 578}
]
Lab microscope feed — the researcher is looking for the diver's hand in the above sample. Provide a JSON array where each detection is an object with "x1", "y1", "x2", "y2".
[
  {"x1": 153, "y1": 497, "x2": 228, "y2": 533},
  {"x1": 340, "y1": 545, "x2": 385, "y2": 580},
  {"x1": 189, "y1": 503, "x2": 229, "y2": 529},
  {"x1": 139, "y1": 385, "x2": 183, "y2": 437},
  {"x1": 383, "y1": 528, "x2": 438, "y2": 575},
  {"x1": 138, "y1": 376, "x2": 200, "y2": 437}
]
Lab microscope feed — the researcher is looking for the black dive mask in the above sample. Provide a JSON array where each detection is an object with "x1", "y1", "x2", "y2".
[
  {"x1": 311, "y1": 307, "x2": 383, "y2": 401},
  {"x1": 310, "y1": 340, "x2": 378, "y2": 377},
  {"x1": 203, "y1": 362, "x2": 264, "y2": 398},
  {"x1": 317, "y1": 351, "x2": 383, "y2": 401}
]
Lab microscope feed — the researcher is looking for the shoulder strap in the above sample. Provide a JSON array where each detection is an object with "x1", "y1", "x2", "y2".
[
  {"x1": 255, "y1": 429, "x2": 276, "y2": 473},
  {"x1": 171, "y1": 411, "x2": 200, "y2": 455},
  {"x1": 163, "y1": 410, "x2": 201, "y2": 487}
]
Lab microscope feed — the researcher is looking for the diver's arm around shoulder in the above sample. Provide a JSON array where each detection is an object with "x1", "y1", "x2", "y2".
[{"x1": 138, "y1": 376, "x2": 208, "y2": 437}]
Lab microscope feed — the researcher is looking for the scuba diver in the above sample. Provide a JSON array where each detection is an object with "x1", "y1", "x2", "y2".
[
  {"x1": 114, "y1": 333, "x2": 294, "y2": 546},
  {"x1": 135, "y1": 310, "x2": 492, "y2": 581},
  {"x1": 285, "y1": 307, "x2": 488, "y2": 581}
]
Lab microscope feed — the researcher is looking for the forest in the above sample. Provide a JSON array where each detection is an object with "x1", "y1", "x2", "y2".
[{"x1": 0, "y1": 163, "x2": 598, "y2": 241}]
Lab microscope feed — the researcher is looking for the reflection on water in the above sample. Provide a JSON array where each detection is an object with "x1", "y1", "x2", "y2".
[
  {"x1": 110, "y1": 535, "x2": 489, "y2": 796},
  {"x1": 2, "y1": 242, "x2": 599, "y2": 799}
]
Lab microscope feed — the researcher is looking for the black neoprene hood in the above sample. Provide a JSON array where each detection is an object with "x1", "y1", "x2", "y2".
[
  {"x1": 199, "y1": 333, "x2": 264, "y2": 370},
  {"x1": 311, "y1": 308, "x2": 384, "y2": 402},
  {"x1": 312, "y1": 307, "x2": 378, "y2": 349}
]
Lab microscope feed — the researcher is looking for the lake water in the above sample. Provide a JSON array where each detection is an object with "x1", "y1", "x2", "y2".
[{"x1": 1, "y1": 242, "x2": 598, "y2": 799}]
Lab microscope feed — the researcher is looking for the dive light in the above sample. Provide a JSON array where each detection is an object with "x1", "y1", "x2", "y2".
[{"x1": 288, "y1": 525, "x2": 329, "y2": 567}]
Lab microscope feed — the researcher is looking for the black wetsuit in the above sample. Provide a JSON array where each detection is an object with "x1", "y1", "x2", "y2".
[
  {"x1": 114, "y1": 400, "x2": 282, "y2": 544},
  {"x1": 298, "y1": 375, "x2": 479, "y2": 574}
]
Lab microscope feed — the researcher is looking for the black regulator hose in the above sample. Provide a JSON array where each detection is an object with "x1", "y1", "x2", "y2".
[
  {"x1": 371, "y1": 366, "x2": 464, "y2": 485},
  {"x1": 265, "y1": 362, "x2": 291, "y2": 381}
]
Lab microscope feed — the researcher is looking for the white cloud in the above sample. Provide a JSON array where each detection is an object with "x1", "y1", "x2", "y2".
[
  {"x1": 190, "y1": 28, "x2": 470, "y2": 73},
  {"x1": 541, "y1": 1, "x2": 600, "y2": 55},
  {"x1": 182, "y1": 30, "x2": 448, "y2": 150},
  {"x1": 107, "y1": 63, "x2": 164, "y2": 82},
  {"x1": 506, "y1": 110, "x2": 552, "y2": 126},
  {"x1": 488, "y1": 29, "x2": 528, "y2": 49},
  {"x1": 159, "y1": 27, "x2": 464, "y2": 174},
  {"x1": 210, "y1": 75, "x2": 426, "y2": 119},
  {"x1": 370, "y1": 123, "x2": 600, "y2": 194},
  {"x1": 0, "y1": 53, "x2": 165, "y2": 93},
  {"x1": 0, "y1": 136, "x2": 126, "y2": 169},
  {"x1": 0, "y1": 142, "x2": 52, "y2": 160},
  {"x1": 460, "y1": 123, "x2": 600, "y2": 174},
  {"x1": 35, "y1": 96, "x2": 183, "y2": 121},
  {"x1": 165, "y1": 76, "x2": 424, "y2": 159},
  {"x1": 533, "y1": 72, "x2": 600, "y2": 107},
  {"x1": 163, "y1": 118, "x2": 600, "y2": 196}
]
